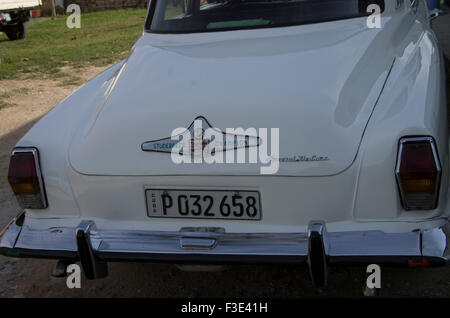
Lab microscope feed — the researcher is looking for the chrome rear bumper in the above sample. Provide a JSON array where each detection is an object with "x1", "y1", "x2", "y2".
[{"x1": 1, "y1": 213, "x2": 449, "y2": 285}]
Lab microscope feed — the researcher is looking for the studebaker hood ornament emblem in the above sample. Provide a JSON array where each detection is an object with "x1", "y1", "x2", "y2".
[{"x1": 141, "y1": 116, "x2": 261, "y2": 154}]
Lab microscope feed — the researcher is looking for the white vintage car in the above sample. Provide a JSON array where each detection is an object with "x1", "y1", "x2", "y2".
[{"x1": 0, "y1": 0, "x2": 449, "y2": 287}]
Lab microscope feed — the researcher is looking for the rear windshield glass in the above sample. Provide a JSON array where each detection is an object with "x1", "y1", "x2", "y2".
[{"x1": 147, "y1": 0, "x2": 385, "y2": 33}]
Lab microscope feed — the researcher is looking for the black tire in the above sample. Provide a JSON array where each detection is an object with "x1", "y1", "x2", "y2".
[{"x1": 5, "y1": 22, "x2": 27, "y2": 40}]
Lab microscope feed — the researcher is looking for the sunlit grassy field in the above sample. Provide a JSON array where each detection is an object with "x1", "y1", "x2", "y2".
[{"x1": 0, "y1": 9, "x2": 146, "y2": 80}]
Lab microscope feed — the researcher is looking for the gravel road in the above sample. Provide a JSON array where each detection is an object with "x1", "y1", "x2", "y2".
[{"x1": 1, "y1": 13, "x2": 450, "y2": 298}]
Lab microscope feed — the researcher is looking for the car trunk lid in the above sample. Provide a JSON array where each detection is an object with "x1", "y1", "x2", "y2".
[{"x1": 69, "y1": 18, "x2": 396, "y2": 177}]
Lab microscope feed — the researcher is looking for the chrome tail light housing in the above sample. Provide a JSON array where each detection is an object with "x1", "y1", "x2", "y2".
[
  {"x1": 8, "y1": 148, "x2": 48, "y2": 209},
  {"x1": 396, "y1": 137, "x2": 441, "y2": 210}
]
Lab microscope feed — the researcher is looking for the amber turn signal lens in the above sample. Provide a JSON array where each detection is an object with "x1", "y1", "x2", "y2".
[{"x1": 401, "y1": 178, "x2": 436, "y2": 193}]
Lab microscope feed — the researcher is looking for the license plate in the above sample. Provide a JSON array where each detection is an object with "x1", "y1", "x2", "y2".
[{"x1": 145, "y1": 189, "x2": 262, "y2": 220}]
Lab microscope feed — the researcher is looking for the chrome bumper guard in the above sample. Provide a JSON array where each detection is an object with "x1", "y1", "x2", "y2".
[{"x1": 1, "y1": 214, "x2": 449, "y2": 285}]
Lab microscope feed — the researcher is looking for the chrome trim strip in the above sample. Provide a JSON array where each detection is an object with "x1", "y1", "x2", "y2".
[
  {"x1": 1, "y1": 219, "x2": 449, "y2": 263},
  {"x1": 0, "y1": 216, "x2": 22, "y2": 249},
  {"x1": 14, "y1": 225, "x2": 78, "y2": 252},
  {"x1": 307, "y1": 221, "x2": 328, "y2": 286},
  {"x1": 327, "y1": 231, "x2": 421, "y2": 256},
  {"x1": 11, "y1": 147, "x2": 48, "y2": 209},
  {"x1": 422, "y1": 222, "x2": 450, "y2": 259},
  {"x1": 308, "y1": 221, "x2": 327, "y2": 252},
  {"x1": 91, "y1": 229, "x2": 309, "y2": 256},
  {"x1": 76, "y1": 221, "x2": 108, "y2": 279},
  {"x1": 395, "y1": 136, "x2": 442, "y2": 210},
  {"x1": 180, "y1": 238, "x2": 218, "y2": 250}
]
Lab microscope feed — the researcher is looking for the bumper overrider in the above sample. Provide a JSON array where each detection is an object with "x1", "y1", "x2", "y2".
[{"x1": 1, "y1": 213, "x2": 449, "y2": 286}]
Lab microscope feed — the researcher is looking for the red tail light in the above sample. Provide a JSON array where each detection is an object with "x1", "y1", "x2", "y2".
[
  {"x1": 8, "y1": 148, "x2": 47, "y2": 209},
  {"x1": 396, "y1": 137, "x2": 441, "y2": 210}
]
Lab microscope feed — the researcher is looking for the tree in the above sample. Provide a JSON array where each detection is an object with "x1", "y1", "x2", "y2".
[{"x1": 50, "y1": 0, "x2": 56, "y2": 18}]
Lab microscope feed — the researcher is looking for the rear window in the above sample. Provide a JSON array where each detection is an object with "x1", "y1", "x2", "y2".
[{"x1": 147, "y1": 0, "x2": 385, "y2": 33}]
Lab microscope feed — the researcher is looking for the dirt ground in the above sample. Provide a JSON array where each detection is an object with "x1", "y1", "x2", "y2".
[{"x1": 1, "y1": 18, "x2": 450, "y2": 297}]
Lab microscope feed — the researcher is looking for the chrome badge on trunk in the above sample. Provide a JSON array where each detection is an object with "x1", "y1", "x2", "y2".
[{"x1": 141, "y1": 116, "x2": 261, "y2": 155}]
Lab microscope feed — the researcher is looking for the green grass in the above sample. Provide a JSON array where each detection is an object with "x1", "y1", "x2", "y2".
[{"x1": 0, "y1": 9, "x2": 146, "y2": 80}]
